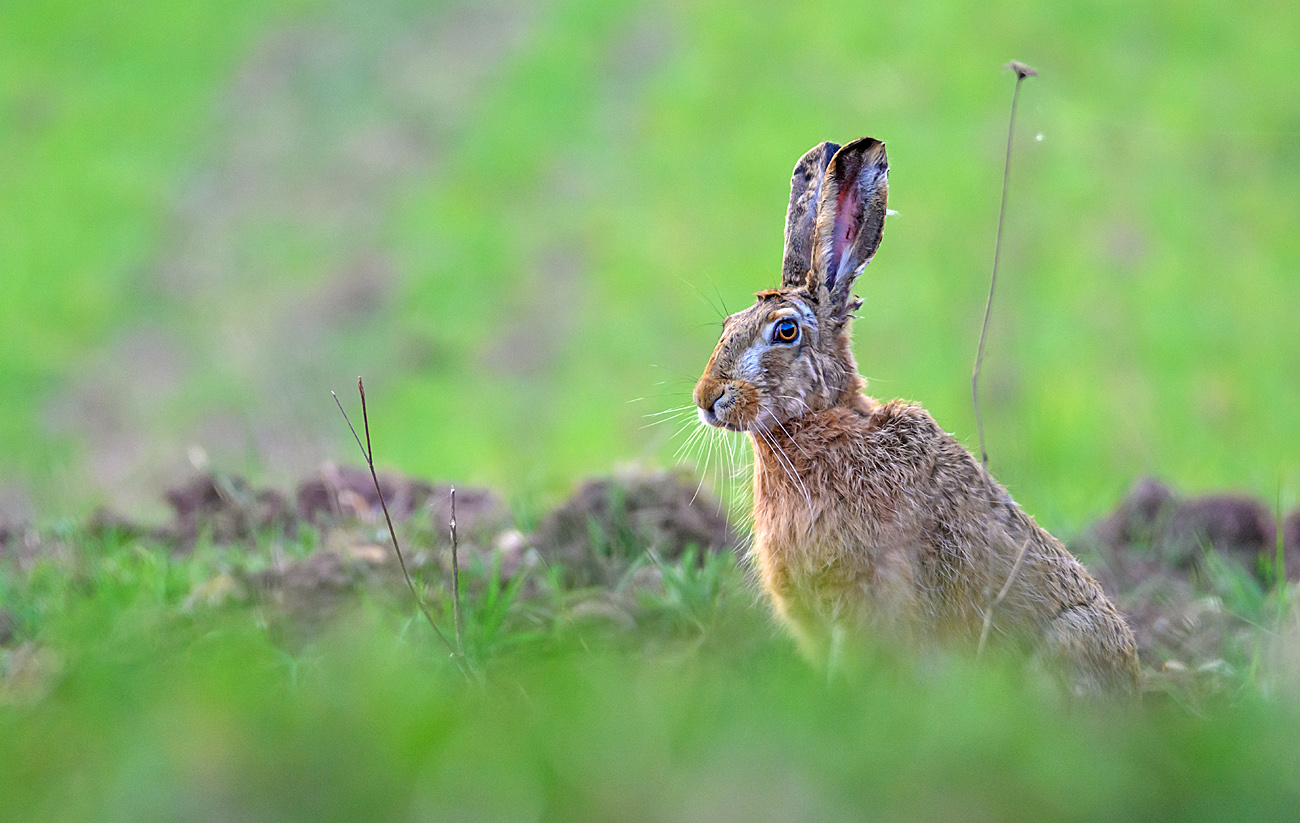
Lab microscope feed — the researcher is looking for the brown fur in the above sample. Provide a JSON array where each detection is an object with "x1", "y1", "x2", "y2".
[{"x1": 694, "y1": 138, "x2": 1139, "y2": 696}]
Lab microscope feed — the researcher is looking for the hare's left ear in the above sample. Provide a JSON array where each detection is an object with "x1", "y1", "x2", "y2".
[
  {"x1": 810, "y1": 137, "x2": 888, "y2": 311},
  {"x1": 781, "y1": 141, "x2": 840, "y2": 288}
]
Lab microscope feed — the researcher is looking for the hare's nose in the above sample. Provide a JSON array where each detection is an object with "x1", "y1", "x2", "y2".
[{"x1": 694, "y1": 380, "x2": 726, "y2": 413}]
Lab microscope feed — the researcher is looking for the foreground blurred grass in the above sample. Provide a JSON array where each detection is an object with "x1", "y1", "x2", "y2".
[
  {"x1": 2, "y1": 0, "x2": 1298, "y2": 525},
  {"x1": 4, "y1": 532, "x2": 1300, "y2": 822}
]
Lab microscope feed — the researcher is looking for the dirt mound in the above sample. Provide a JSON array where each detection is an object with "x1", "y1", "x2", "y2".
[
  {"x1": 75, "y1": 465, "x2": 515, "y2": 561},
  {"x1": 1078, "y1": 477, "x2": 1300, "y2": 673},
  {"x1": 164, "y1": 473, "x2": 296, "y2": 546},
  {"x1": 0, "y1": 510, "x2": 28, "y2": 558},
  {"x1": 85, "y1": 473, "x2": 295, "y2": 549},
  {"x1": 1091, "y1": 476, "x2": 1175, "y2": 554},
  {"x1": 1286, "y1": 509, "x2": 1300, "y2": 563},
  {"x1": 1084, "y1": 477, "x2": 1297, "y2": 589},
  {"x1": 294, "y1": 464, "x2": 511, "y2": 539},
  {"x1": 427, "y1": 485, "x2": 512, "y2": 546},
  {"x1": 531, "y1": 468, "x2": 738, "y2": 587},
  {"x1": 143, "y1": 467, "x2": 521, "y2": 633},
  {"x1": 250, "y1": 545, "x2": 397, "y2": 630},
  {"x1": 295, "y1": 463, "x2": 436, "y2": 525}
]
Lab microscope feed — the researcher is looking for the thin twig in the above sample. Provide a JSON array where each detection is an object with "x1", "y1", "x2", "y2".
[
  {"x1": 973, "y1": 60, "x2": 1037, "y2": 469},
  {"x1": 977, "y1": 536, "x2": 1032, "y2": 658},
  {"x1": 450, "y1": 487, "x2": 465, "y2": 658},
  {"x1": 333, "y1": 379, "x2": 460, "y2": 661}
]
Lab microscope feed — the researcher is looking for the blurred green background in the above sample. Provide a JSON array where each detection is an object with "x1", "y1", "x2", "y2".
[
  {"x1": 6, "y1": 3, "x2": 1300, "y2": 818},
  {"x1": 3, "y1": 0, "x2": 1298, "y2": 528}
]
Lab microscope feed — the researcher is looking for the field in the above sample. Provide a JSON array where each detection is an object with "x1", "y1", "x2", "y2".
[
  {"x1": 3, "y1": 0, "x2": 1300, "y2": 818},
  {"x1": 3, "y1": 468, "x2": 1300, "y2": 821}
]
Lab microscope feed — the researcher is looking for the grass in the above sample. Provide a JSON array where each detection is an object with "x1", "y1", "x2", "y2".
[
  {"x1": 1, "y1": 0, "x2": 1297, "y2": 526},
  {"x1": 4, "y1": 527, "x2": 1300, "y2": 822},
  {"x1": 4, "y1": 0, "x2": 1300, "y2": 817}
]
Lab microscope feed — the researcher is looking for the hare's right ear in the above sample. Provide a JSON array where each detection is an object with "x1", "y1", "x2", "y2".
[
  {"x1": 810, "y1": 137, "x2": 888, "y2": 312},
  {"x1": 781, "y1": 141, "x2": 840, "y2": 288}
]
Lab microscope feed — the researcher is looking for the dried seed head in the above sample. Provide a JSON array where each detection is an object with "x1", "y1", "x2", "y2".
[{"x1": 1006, "y1": 60, "x2": 1038, "y2": 79}]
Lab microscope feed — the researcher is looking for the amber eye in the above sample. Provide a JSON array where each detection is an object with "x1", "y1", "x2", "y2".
[{"x1": 773, "y1": 318, "x2": 799, "y2": 343}]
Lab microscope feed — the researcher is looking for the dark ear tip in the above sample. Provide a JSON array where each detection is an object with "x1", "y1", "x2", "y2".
[
  {"x1": 864, "y1": 139, "x2": 887, "y2": 167},
  {"x1": 836, "y1": 136, "x2": 887, "y2": 169},
  {"x1": 793, "y1": 141, "x2": 842, "y2": 177}
]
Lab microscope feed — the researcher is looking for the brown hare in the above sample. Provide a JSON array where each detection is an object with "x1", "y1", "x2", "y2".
[{"x1": 693, "y1": 137, "x2": 1140, "y2": 696}]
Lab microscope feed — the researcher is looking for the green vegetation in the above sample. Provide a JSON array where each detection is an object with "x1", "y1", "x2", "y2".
[
  {"x1": 4, "y1": 0, "x2": 1300, "y2": 818},
  {"x1": 3, "y1": 527, "x2": 1300, "y2": 822},
  {"x1": 2, "y1": 0, "x2": 1297, "y2": 525}
]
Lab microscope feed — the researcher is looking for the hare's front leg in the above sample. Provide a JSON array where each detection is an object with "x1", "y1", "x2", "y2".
[
  {"x1": 773, "y1": 589, "x2": 867, "y2": 679},
  {"x1": 768, "y1": 593, "x2": 829, "y2": 663},
  {"x1": 1037, "y1": 601, "x2": 1141, "y2": 697}
]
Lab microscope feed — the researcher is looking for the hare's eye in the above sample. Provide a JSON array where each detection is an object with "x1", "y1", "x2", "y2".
[{"x1": 773, "y1": 319, "x2": 799, "y2": 343}]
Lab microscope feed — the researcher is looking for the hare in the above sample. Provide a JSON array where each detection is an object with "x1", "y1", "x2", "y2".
[{"x1": 693, "y1": 137, "x2": 1140, "y2": 696}]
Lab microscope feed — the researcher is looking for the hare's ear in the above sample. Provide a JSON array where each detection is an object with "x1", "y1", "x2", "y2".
[
  {"x1": 781, "y1": 141, "x2": 840, "y2": 289},
  {"x1": 810, "y1": 137, "x2": 888, "y2": 311}
]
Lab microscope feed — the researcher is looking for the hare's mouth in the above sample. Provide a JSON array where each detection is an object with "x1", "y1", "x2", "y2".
[
  {"x1": 695, "y1": 379, "x2": 760, "y2": 432},
  {"x1": 697, "y1": 405, "x2": 748, "y2": 432}
]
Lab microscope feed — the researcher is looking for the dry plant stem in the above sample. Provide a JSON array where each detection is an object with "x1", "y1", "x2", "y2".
[
  {"x1": 973, "y1": 60, "x2": 1037, "y2": 469},
  {"x1": 450, "y1": 487, "x2": 465, "y2": 658},
  {"x1": 977, "y1": 536, "x2": 1032, "y2": 658},
  {"x1": 332, "y1": 380, "x2": 460, "y2": 661}
]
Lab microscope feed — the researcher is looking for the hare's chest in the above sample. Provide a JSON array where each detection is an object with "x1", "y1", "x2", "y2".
[{"x1": 751, "y1": 509, "x2": 918, "y2": 623}]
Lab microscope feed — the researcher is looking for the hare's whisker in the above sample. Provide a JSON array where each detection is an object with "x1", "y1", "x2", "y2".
[
  {"x1": 719, "y1": 429, "x2": 748, "y2": 515},
  {"x1": 674, "y1": 272, "x2": 727, "y2": 321},
  {"x1": 644, "y1": 404, "x2": 696, "y2": 418},
  {"x1": 773, "y1": 394, "x2": 813, "y2": 417},
  {"x1": 724, "y1": 429, "x2": 742, "y2": 480},
  {"x1": 700, "y1": 270, "x2": 732, "y2": 316},
  {"x1": 756, "y1": 427, "x2": 813, "y2": 521},
  {"x1": 643, "y1": 405, "x2": 697, "y2": 426},
  {"x1": 640, "y1": 406, "x2": 697, "y2": 428},
  {"x1": 691, "y1": 425, "x2": 720, "y2": 505},
  {"x1": 676, "y1": 420, "x2": 710, "y2": 464},
  {"x1": 647, "y1": 363, "x2": 707, "y2": 385},
  {"x1": 774, "y1": 417, "x2": 812, "y2": 459},
  {"x1": 647, "y1": 413, "x2": 694, "y2": 441}
]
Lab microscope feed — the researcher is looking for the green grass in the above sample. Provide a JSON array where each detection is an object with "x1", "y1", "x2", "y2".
[
  {"x1": 0, "y1": 0, "x2": 302, "y2": 489},
  {"x1": 4, "y1": 531, "x2": 1300, "y2": 822},
  {"x1": 4, "y1": 3, "x2": 1300, "y2": 816},
  {"x1": 2, "y1": 0, "x2": 1297, "y2": 526}
]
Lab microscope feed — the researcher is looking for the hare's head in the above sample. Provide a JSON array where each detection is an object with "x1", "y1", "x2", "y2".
[{"x1": 694, "y1": 137, "x2": 889, "y2": 432}]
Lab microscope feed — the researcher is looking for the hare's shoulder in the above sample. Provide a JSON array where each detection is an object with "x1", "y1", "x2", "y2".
[
  {"x1": 796, "y1": 396, "x2": 980, "y2": 497},
  {"x1": 863, "y1": 398, "x2": 944, "y2": 439},
  {"x1": 845, "y1": 398, "x2": 990, "y2": 495},
  {"x1": 855, "y1": 398, "x2": 960, "y2": 459}
]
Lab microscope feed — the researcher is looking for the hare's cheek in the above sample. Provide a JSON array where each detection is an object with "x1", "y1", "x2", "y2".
[{"x1": 733, "y1": 345, "x2": 769, "y2": 383}]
